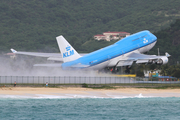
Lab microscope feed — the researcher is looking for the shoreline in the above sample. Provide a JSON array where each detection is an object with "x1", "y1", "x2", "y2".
[{"x1": 1, "y1": 87, "x2": 180, "y2": 98}]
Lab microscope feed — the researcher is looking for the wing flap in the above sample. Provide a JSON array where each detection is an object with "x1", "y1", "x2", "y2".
[
  {"x1": 136, "y1": 59, "x2": 149, "y2": 64},
  {"x1": 117, "y1": 60, "x2": 134, "y2": 67},
  {"x1": 11, "y1": 49, "x2": 87, "y2": 58},
  {"x1": 126, "y1": 52, "x2": 161, "y2": 60}
]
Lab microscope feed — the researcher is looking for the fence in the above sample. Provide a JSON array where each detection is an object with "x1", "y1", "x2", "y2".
[{"x1": 0, "y1": 76, "x2": 180, "y2": 87}]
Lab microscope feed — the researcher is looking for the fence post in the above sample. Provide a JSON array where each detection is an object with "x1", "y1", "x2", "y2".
[
  {"x1": 89, "y1": 77, "x2": 90, "y2": 84},
  {"x1": 75, "y1": 76, "x2": 76, "y2": 84},
  {"x1": 59, "y1": 76, "x2": 60, "y2": 84},
  {"x1": 95, "y1": 77, "x2": 96, "y2": 84},
  {"x1": 64, "y1": 76, "x2": 65, "y2": 84},
  {"x1": 109, "y1": 77, "x2": 112, "y2": 84},
  {"x1": 54, "y1": 76, "x2": 55, "y2": 84},
  {"x1": 49, "y1": 76, "x2": 50, "y2": 85},
  {"x1": 5, "y1": 76, "x2": 6, "y2": 84},
  {"x1": 33, "y1": 76, "x2": 34, "y2": 85},
  {"x1": 11, "y1": 76, "x2": 12, "y2": 85},
  {"x1": 69, "y1": 76, "x2": 70, "y2": 84},
  {"x1": 38, "y1": 76, "x2": 39, "y2": 85},
  {"x1": 80, "y1": 76, "x2": 81, "y2": 84}
]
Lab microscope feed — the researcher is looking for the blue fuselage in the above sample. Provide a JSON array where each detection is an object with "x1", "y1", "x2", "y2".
[{"x1": 62, "y1": 30, "x2": 157, "y2": 69}]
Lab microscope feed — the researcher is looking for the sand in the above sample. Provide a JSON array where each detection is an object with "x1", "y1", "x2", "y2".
[{"x1": 0, "y1": 87, "x2": 180, "y2": 98}]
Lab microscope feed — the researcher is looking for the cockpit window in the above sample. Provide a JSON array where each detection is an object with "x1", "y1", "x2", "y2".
[
  {"x1": 141, "y1": 35, "x2": 147, "y2": 38},
  {"x1": 132, "y1": 38, "x2": 139, "y2": 41}
]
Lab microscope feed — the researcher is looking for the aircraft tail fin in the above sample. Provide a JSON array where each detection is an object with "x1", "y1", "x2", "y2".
[
  {"x1": 56, "y1": 35, "x2": 81, "y2": 63},
  {"x1": 165, "y1": 52, "x2": 171, "y2": 57}
]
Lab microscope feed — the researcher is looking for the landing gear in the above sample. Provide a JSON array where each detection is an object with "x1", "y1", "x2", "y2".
[
  {"x1": 125, "y1": 66, "x2": 131, "y2": 74},
  {"x1": 110, "y1": 67, "x2": 119, "y2": 74}
]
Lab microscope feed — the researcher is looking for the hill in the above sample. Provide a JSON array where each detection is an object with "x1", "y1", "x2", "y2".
[
  {"x1": 0, "y1": 0, "x2": 180, "y2": 52},
  {"x1": 149, "y1": 19, "x2": 180, "y2": 64}
]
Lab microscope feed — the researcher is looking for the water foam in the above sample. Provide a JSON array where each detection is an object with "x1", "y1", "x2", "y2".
[
  {"x1": 0, "y1": 93, "x2": 154, "y2": 99},
  {"x1": 106, "y1": 93, "x2": 153, "y2": 99}
]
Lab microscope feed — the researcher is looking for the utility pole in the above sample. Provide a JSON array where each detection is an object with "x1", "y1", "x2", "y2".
[{"x1": 158, "y1": 48, "x2": 159, "y2": 56}]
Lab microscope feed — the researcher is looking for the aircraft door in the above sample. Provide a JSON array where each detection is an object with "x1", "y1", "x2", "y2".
[
  {"x1": 137, "y1": 44, "x2": 140, "y2": 52},
  {"x1": 108, "y1": 55, "x2": 111, "y2": 60}
]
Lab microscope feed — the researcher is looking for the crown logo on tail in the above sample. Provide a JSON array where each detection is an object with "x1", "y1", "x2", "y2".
[{"x1": 66, "y1": 45, "x2": 71, "y2": 51}]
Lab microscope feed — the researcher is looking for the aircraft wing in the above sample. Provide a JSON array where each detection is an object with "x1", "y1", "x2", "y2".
[
  {"x1": 126, "y1": 52, "x2": 170, "y2": 64},
  {"x1": 116, "y1": 52, "x2": 170, "y2": 67},
  {"x1": 11, "y1": 48, "x2": 61, "y2": 57},
  {"x1": 10, "y1": 48, "x2": 87, "y2": 62}
]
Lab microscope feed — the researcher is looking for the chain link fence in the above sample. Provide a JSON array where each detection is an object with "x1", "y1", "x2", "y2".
[{"x1": 0, "y1": 76, "x2": 180, "y2": 87}]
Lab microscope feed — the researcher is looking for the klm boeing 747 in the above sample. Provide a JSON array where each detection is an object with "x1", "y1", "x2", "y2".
[{"x1": 11, "y1": 30, "x2": 170, "y2": 70}]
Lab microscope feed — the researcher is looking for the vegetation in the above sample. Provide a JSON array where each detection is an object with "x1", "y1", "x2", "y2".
[
  {"x1": 1, "y1": 0, "x2": 180, "y2": 77},
  {"x1": 149, "y1": 19, "x2": 180, "y2": 64},
  {"x1": 1, "y1": 0, "x2": 180, "y2": 53},
  {"x1": 160, "y1": 64, "x2": 180, "y2": 78},
  {"x1": 128, "y1": 63, "x2": 180, "y2": 78},
  {"x1": 141, "y1": 19, "x2": 180, "y2": 78}
]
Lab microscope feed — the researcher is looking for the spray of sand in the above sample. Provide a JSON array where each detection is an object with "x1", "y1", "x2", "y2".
[{"x1": 0, "y1": 54, "x2": 110, "y2": 77}]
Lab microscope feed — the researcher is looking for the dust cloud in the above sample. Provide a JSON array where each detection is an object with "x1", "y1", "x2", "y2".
[{"x1": 0, "y1": 54, "x2": 109, "y2": 77}]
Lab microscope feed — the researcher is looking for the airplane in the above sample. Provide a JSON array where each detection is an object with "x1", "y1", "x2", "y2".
[{"x1": 11, "y1": 30, "x2": 170, "y2": 71}]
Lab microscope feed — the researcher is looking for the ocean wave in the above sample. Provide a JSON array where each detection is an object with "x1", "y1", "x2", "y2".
[{"x1": 0, "y1": 93, "x2": 155, "y2": 99}]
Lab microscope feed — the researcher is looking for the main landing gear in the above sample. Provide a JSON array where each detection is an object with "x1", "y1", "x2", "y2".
[
  {"x1": 110, "y1": 67, "x2": 119, "y2": 73},
  {"x1": 125, "y1": 66, "x2": 131, "y2": 74}
]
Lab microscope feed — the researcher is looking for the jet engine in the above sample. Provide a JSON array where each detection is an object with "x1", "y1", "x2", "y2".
[
  {"x1": 156, "y1": 56, "x2": 168, "y2": 65},
  {"x1": 148, "y1": 59, "x2": 153, "y2": 64},
  {"x1": 148, "y1": 56, "x2": 168, "y2": 65}
]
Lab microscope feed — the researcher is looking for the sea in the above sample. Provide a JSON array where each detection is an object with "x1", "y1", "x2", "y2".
[{"x1": 0, "y1": 94, "x2": 180, "y2": 120}]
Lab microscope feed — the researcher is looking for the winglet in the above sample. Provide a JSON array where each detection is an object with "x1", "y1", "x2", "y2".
[
  {"x1": 11, "y1": 48, "x2": 17, "y2": 53},
  {"x1": 165, "y1": 52, "x2": 171, "y2": 57}
]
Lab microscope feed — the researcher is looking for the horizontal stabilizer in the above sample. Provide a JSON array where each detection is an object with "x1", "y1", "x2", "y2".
[
  {"x1": 11, "y1": 48, "x2": 17, "y2": 53},
  {"x1": 47, "y1": 57, "x2": 63, "y2": 61},
  {"x1": 33, "y1": 63, "x2": 62, "y2": 67},
  {"x1": 117, "y1": 60, "x2": 134, "y2": 67}
]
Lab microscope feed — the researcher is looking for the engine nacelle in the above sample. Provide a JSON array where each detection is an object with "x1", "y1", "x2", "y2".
[
  {"x1": 156, "y1": 56, "x2": 168, "y2": 65},
  {"x1": 148, "y1": 59, "x2": 153, "y2": 64}
]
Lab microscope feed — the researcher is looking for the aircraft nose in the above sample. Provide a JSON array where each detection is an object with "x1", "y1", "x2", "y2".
[{"x1": 151, "y1": 33, "x2": 157, "y2": 41}]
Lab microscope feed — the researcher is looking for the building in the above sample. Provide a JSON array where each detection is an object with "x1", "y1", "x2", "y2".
[
  {"x1": 144, "y1": 70, "x2": 161, "y2": 77},
  {"x1": 94, "y1": 31, "x2": 130, "y2": 41}
]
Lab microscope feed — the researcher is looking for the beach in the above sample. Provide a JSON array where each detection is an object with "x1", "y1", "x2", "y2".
[{"x1": 0, "y1": 87, "x2": 180, "y2": 98}]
